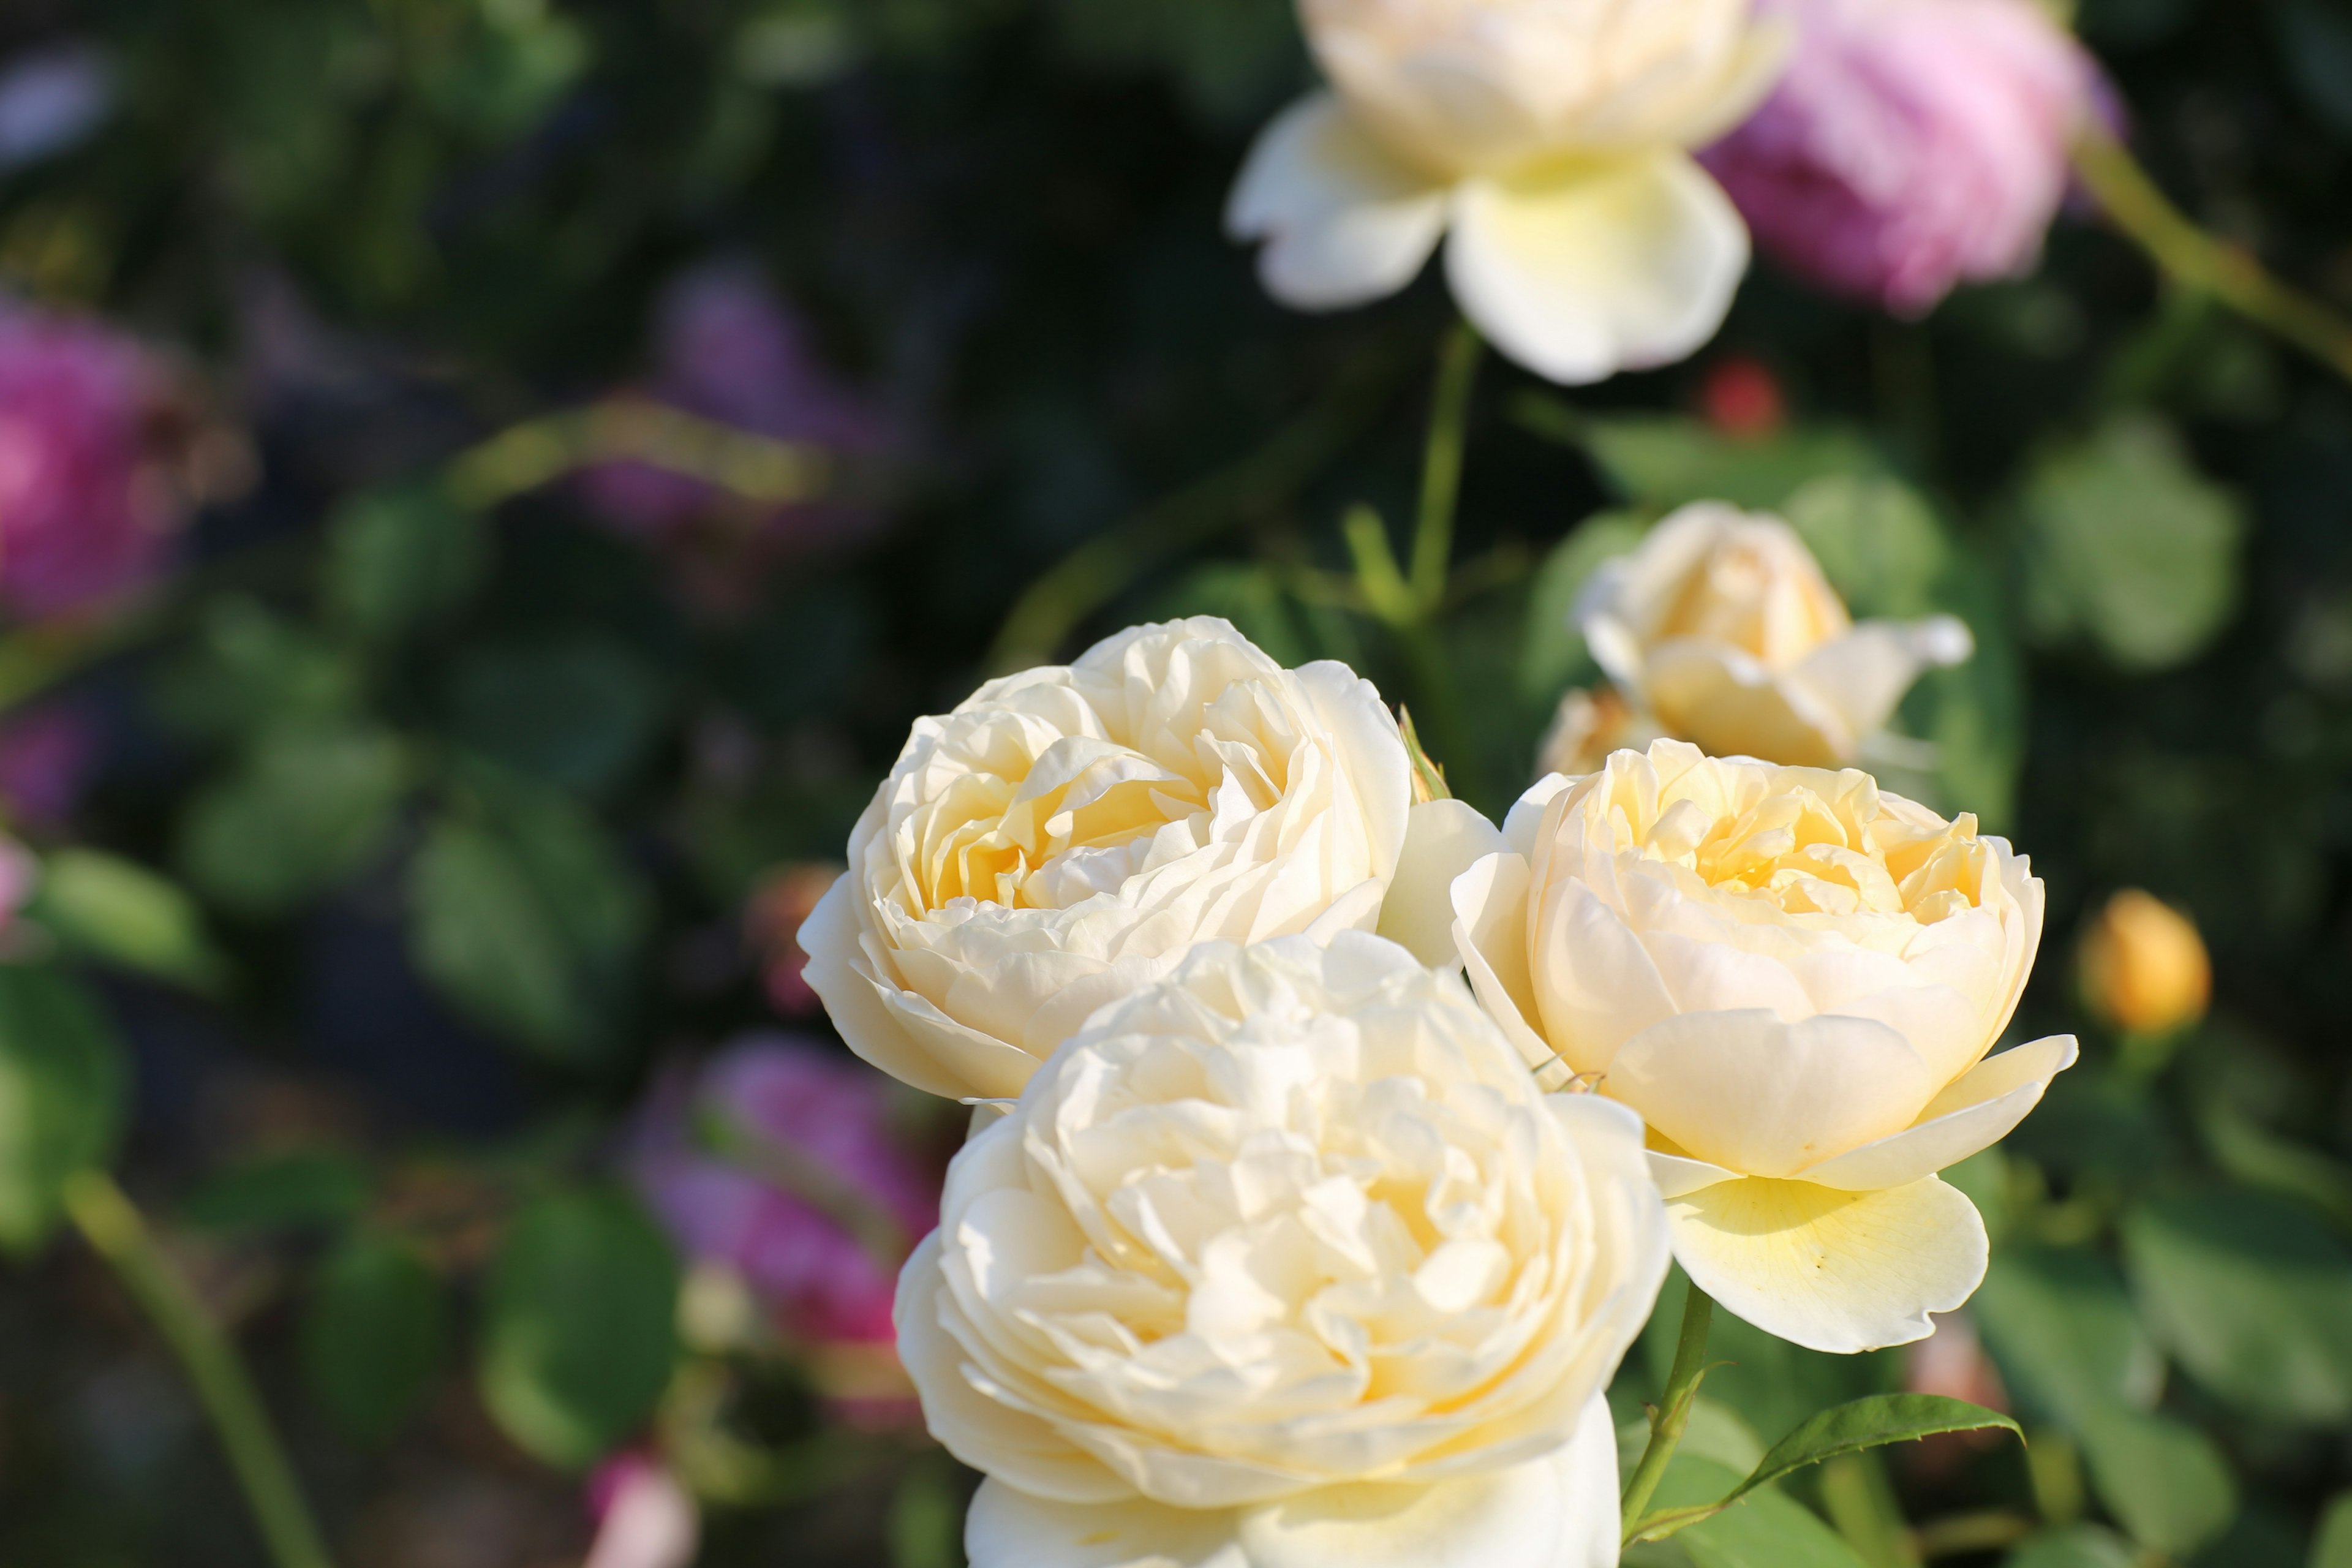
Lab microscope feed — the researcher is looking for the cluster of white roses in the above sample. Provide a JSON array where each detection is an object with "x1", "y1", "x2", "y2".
[{"x1": 800, "y1": 609, "x2": 2074, "y2": 1567}]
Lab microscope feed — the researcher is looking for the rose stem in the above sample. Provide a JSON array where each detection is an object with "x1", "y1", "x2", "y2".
[
  {"x1": 2073, "y1": 127, "x2": 2352, "y2": 386},
  {"x1": 1619, "y1": 1281, "x2": 1716, "y2": 1536},
  {"x1": 65, "y1": 1170, "x2": 336, "y2": 1568},
  {"x1": 1408, "y1": 317, "x2": 1482, "y2": 616}
]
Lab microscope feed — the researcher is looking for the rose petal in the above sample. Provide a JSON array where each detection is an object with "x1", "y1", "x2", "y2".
[
  {"x1": 1377, "y1": 799, "x2": 1508, "y2": 968},
  {"x1": 1227, "y1": 92, "x2": 1450, "y2": 311},
  {"x1": 1667, "y1": 1175, "x2": 1988, "y2": 1354},
  {"x1": 1799, "y1": 1034, "x2": 2078, "y2": 1191},
  {"x1": 1444, "y1": 149, "x2": 1748, "y2": 385}
]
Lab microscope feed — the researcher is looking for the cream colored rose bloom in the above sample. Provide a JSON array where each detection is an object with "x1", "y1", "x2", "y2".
[
  {"x1": 1227, "y1": 0, "x2": 1787, "y2": 383},
  {"x1": 899, "y1": 933, "x2": 1668, "y2": 1568},
  {"x1": 1392, "y1": 740, "x2": 2074, "y2": 1353},
  {"x1": 799, "y1": 618, "x2": 1413, "y2": 1104},
  {"x1": 1578, "y1": 503, "x2": 1973, "y2": 768}
]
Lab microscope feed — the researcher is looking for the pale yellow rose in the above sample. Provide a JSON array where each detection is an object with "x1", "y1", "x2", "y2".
[
  {"x1": 1577, "y1": 503, "x2": 1974, "y2": 768},
  {"x1": 799, "y1": 618, "x2": 1414, "y2": 1104},
  {"x1": 1227, "y1": 0, "x2": 1787, "y2": 384},
  {"x1": 1389, "y1": 740, "x2": 2073, "y2": 1353},
  {"x1": 898, "y1": 933, "x2": 1668, "y2": 1568}
]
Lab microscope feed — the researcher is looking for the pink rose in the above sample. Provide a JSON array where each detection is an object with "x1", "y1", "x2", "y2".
[
  {"x1": 0, "y1": 305, "x2": 194, "y2": 618},
  {"x1": 1705, "y1": 0, "x2": 2095, "y2": 317},
  {"x1": 630, "y1": 1035, "x2": 937, "y2": 1347}
]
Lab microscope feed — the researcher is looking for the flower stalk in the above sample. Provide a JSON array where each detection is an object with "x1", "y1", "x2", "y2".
[
  {"x1": 2073, "y1": 127, "x2": 2352, "y2": 386},
  {"x1": 1409, "y1": 321, "x2": 1482, "y2": 612},
  {"x1": 1621, "y1": 1282, "x2": 1715, "y2": 1540},
  {"x1": 66, "y1": 1170, "x2": 335, "y2": 1568}
]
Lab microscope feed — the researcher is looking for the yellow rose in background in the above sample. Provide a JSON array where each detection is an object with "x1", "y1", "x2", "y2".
[
  {"x1": 2079, "y1": 888, "x2": 2211, "y2": 1036},
  {"x1": 1393, "y1": 740, "x2": 2073, "y2": 1354},
  {"x1": 1578, "y1": 503, "x2": 1973, "y2": 767},
  {"x1": 1227, "y1": 0, "x2": 1787, "y2": 384},
  {"x1": 799, "y1": 618, "x2": 1414, "y2": 1104},
  {"x1": 899, "y1": 934, "x2": 1668, "y2": 1568}
]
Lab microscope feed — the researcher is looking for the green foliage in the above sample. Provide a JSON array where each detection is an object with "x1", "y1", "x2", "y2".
[
  {"x1": 2314, "y1": 1493, "x2": 2352, "y2": 1568},
  {"x1": 0, "y1": 966, "x2": 126, "y2": 1254},
  {"x1": 445, "y1": 636, "x2": 666, "y2": 799},
  {"x1": 1519, "y1": 400, "x2": 1886, "y2": 512},
  {"x1": 1521, "y1": 510, "x2": 1646, "y2": 703},
  {"x1": 1736, "y1": 1396, "x2": 2021, "y2": 1502},
  {"x1": 323, "y1": 483, "x2": 491, "y2": 646},
  {"x1": 1971, "y1": 1247, "x2": 2163, "y2": 1425},
  {"x1": 2005, "y1": 1526, "x2": 2141, "y2": 1568},
  {"x1": 2121, "y1": 1189, "x2": 2352, "y2": 1423},
  {"x1": 179, "y1": 1150, "x2": 371, "y2": 1234},
  {"x1": 179, "y1": 721, "x2": 411, "y2": 916},
  {"x1": 1635, "y1": 1455, "x2": 1871, "y2": 1568},
  {"x1": 2015, "y1": 417, "x2": 2247, "y2": 671},
  {"x1": 301, "y1": 1232, "x2": 448, "y2": 1443},
  {"x1": 2073, "y1": 1404, "x2": 2239, "y2": 1556},
  {"x1": 406, "y1": 771, "x2": 648, "y2": 1065},
  {"x1": 477, "y1": 1189, "x2": 679, "y2": 1471},
  {"x1": 25, "y1": 850, "x2": 229, "y2": 993}
]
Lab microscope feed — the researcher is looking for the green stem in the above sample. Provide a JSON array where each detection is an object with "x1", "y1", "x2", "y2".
[
  {"x1": 1409, "y1": 321, "x2": 1482, "y2": 614},
  {"x1": 1621, "y1": 1283, "x2": 1714, "y2": 1537},
  {"x1": 2073, "y1": 128, "x2": 2352, "y2": 386},
  {"x1": 66, "y1": 1171, "x2": 334, "y2": 1568},
  {"x1": 986, "y1": 344, "x2": 1408, "y2": 674}
]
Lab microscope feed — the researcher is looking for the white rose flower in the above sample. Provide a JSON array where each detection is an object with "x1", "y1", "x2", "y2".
[
  {"x1": 899, "y1": 932, "x2": 1670, "y2": 1568},
  {"x1": 800, "y1": 618, "x2": 1414, "y2": 1104},
  {"x1": 1577, "y1": 502, "x2": 1973, "y2": 768},
  {"x1": 1226, "y1": 0, "x2": 1788, "y2": 384},
  {"x1": 1395, "y1": 740, "x2": 2073, "y2": 1354}
]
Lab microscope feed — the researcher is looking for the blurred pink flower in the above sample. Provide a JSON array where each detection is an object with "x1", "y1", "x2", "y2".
[
  {"x1": 0, "y1": 706, "x2": 97, "y2": 829},
  {"x1": 630, "y1": 1034, "x2": 935, "y2": 1348},
  {"x1": 1704, "y1": 0, "x2": 2095, "y2": 317},
  {"x1": 584, "y1": 1453, "x2": 698, "y2": 1568},
  {"x1": 0, "y1": 304, "x2": 190, "y2": 618},
  {"x1": 581, "y1": 263, "x2": 886, "y2": 552}
]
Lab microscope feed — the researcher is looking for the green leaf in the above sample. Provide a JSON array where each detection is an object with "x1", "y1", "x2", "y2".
[
  {"x1": 2074, "y1": 1404, "x2": 2237, "y2": 1556},
  {"x1": 180, "y1": 1150, "x2": 369, "y2": 1234},
  {"x1": 148, "y1": 598, "x2": 363, "y2": 744},
  {"x1": 1649, "y1": 1456, "x2": 1871, "y2": 1568},
  {"x1": 1521, "y1": 510, "x2": 1648, "y2": 703},
  {"x1": 301, "y1": 1231, "x2": 447, "y2": 1443},
  {"x1": 406, "y1": 786, "x2": 646, "y2": 1064},
  {"x1": 2313, "y1": 1492, "x2": 2352, "y2": 1568},
  {"x1": 2015, "y1": 416, "x2": 2245, "y2": 671},
  {"x1": 1729, "y1": 1395, "x2": 2021, "y2": 1505},
  {"x1": 1514, "y1": 399, "x2": 1885, "y2": 512},
  {"x1": 323, "y1": 482, "x2": 489, "y2": 646},
  {"x1": 1972, "y1": 1247, "x2": 2163, "y2": 1427},
  {"x1": 477, "y1": 1190, "x2": 679, "y2": 1470},
  {"x1": 447, "y1": 636, "x2": 666, "y2": 799},
  {"x1": 0, "y1": 965, "x2": 127, "y2": 1253},
  {"x1": 2121, "y1": 1189, "x2": 2352, "y2": 1423},
  {"x1": 1780, "y1": 475, "x2": 1954, "y2": 619},
  {"x1": 179, "y1": 722, "x2": 410, "y2": 916},
  {"x1": 26, "y1": 850, "x2": 230, "y2": 993},
  {"x1": 2005, "y1": 1526, "x2": 2140, "y2": 1568}
]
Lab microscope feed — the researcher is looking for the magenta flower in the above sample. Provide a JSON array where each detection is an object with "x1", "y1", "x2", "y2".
[
  {"x1": 1703, "y1": 0, "x2": 2095, "y2": 317},
  {"x1": 631, "y1": 1034, "x2": 936, "y2": 1347},
  {"x1": 581, "y1": 263, "x2": 886, "y2": 552},
  {"x1": 0, "y1": 305, "x2": 187, "y2": 619}
]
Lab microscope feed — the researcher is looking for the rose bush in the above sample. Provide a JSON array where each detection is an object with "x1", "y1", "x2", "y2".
[
  {"x1": 1227, "y1": 0, "x2": 1787, "y2": 384},
  {"x1": 1576, "y1": 502, "x2": 1973, "y2": 768},
  {"x1": 1396, "y1": 740, "x2": 2073, "y2": 1353},
  {"x1": 801, "y1": 618, "x2": 1414, "y2": 1103},
  {"x1": 898, "y1": 933, "x2": 1668, "y2": 1568}
]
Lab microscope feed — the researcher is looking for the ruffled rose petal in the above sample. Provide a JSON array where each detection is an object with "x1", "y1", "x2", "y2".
[
  {"x1": 1667, "y1": 1175, "x2": 1989, "y2": 1354},
  {"x1": 963, "y1": 1393, "x2": 1624, "y2": 1568},
  {"x1": 1799, "y1": 1034, "x2": 2078, "y2": 1191},
  {"x1": 1378, "y1": 799, "x2": 1509, "y2": 968},
  {"x1": 801, "y1": 873, "x2": 995, "y2": 1101},
  {"x1": 1444, "y1": 149, "x2": 1747, "y2": 386},
  {"x1": 1227, "y1": 93, "x2": 1451, "y2": 311}
]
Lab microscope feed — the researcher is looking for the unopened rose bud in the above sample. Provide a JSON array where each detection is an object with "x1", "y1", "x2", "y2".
[{"x1": 2079, "y1": 889, "x2": 2211, "y2": 1037}]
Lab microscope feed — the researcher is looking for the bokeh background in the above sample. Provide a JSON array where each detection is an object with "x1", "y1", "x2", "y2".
[{"x1": 0, "y1": 1, "x2": 2347, "y2": 1566}]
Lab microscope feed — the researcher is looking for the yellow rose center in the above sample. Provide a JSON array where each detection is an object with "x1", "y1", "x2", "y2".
[{"x1": 1639, "y1": 781, "x2": 1990, "y2": 923}]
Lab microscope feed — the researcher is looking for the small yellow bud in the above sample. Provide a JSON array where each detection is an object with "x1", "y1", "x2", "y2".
[{"x1": 2079, "y1": 889, "x2": 2211, "y2": 1036}]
